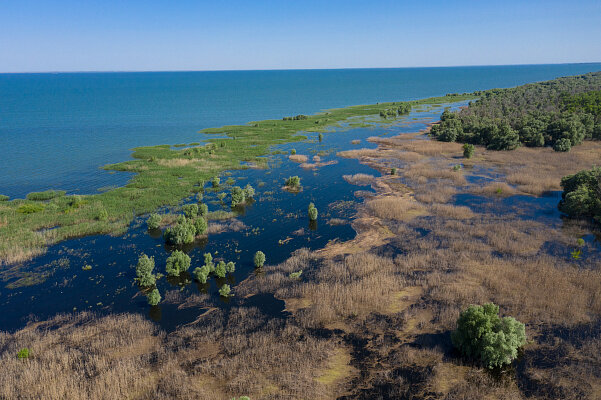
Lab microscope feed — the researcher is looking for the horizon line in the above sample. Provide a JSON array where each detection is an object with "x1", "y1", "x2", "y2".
[{"x1": 2, "y1": 61, "x2": 601, "y2": 75}]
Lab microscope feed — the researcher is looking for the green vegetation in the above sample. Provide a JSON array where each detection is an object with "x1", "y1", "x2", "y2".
[
  {"x1": 193, "y1": 217, "x2": 208, "y2": 235},
  {"x1": 165, "y1": 250, "x2": 191, "y2": 276},
  {"x1": 231, "y1": 186, "x2": 246, "y2": 207},
  {"x1": 254, "y1": 251, "x2": 266, "y2": 268},
  {"x1": 463, "y1": 143, "x2": 474, "y2": 159},
  {"x1": 289, "y1": 270, "x2": 303, "y2": 279},
  {"x1": 308, "y1": 202, "x2": 318, "y2": 221},
  {"x1": 17, "y1": 348, "x2": 30, "y2": 360},
  {"x1": 290, "y1": 149, "x2": 296, "y2": 155},
  {"x1": 81, "y1": 264, "x2": 92, "y2": 271},
  {"x1": 285, "y1": 176, "x2": 301, "y2": 189},
  {"x1": 318, "y1": 133, "x2": 324, "y2": 141},
  {"x1": 26, "y1": 190, "x2": 66, "y2": 201},
  {"x1": 283, "y1": 114, "x2": 308, "y2": 121},
  {"x1": 163, "y1": 219, "x2": 196, "y2": 245},
  {"x1": 182, "y1": 204, "x2": 199, "y2": 218},
  {"x1": 198, "y1": 203, "x2": 208, "y2": 216},
  {"x1": 243, "y1": 184, "x2": 255, "y2": 199},
  {"x1": 219, "y1": 284, "x2": 231, "y2": 297},
  {"x1": 212, "y1": 177, "x2": 220, "y2": 187},
  {"x1": 0, "y1": 93, "x2": 474, "y2": 264},
  {"x1": 135, "y1": 254, "x2": 156, "y2": 287},
  {"x1": 0, "y1": 195, "x2": 9, "y2": 201},
  {"x1": 215, "y1": 261, "x2": 227, "y2": 278},
  {"x1": 391, "y1": 167, "x2": 397, "y2": 175},
  {"x1": 451, "y1": 303, "x2": 526, "y2": 369},
  {"x1": 147, "y1": 213, "x2": 162, "y2": 230},
  {"x1": 147, "y1": 288, "x2": 161, "y2": 306},
  {"x1": 559, "y1": 166, "x2": 601, "y2": 221},
  {"x1": 430, "y1": 72, "x2": 601, "y2": 151}
]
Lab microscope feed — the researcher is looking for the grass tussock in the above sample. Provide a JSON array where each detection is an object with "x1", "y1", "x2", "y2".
[
  {"x1": 288, "y1": 154, "x2": 308, "y2": 163},
  {"x1": 342, "y1": 173, "x2": 376, "y2": 186},
  {"x1": 366, "y1": 196, "x2": 426, "y2": 221}
]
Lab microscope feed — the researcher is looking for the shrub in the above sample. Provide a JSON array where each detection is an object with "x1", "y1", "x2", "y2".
[
  {"x1": 231, "y1": 186, "x2": 246, "y2": 207},
  {"x1": 198, "y1": 203, "x2": 208, "y2": 216},
  {"x1": 318, "y1": 133, "x2": 324, "y2": 141},
  {"x1": 147, "y1": 213, "x2": 162, "y2": 230},
  {"x1": 204, "y1": 253, "x2": 215, "y2": 272},
  {"x1": 226, "y1": 261, "x2": 236, "y2": 273},
  {"x1": 290, "y1": 149, "x2": 296, "y2": 155},
  {"x1": 16, "y1": 203, "x2": 45, "y2": 214},
  {"x1": 193, "y1": 217, "x2": 208, "y2": 235},
  {"x1": 243, "y1": 184, "x2": 255, "y2": 199},
  {"x1": 559, "y1": 167, "x2": 601, "y2": 221},
  {"x1": 215, "y1": 261, "x2": 227, "y2": 278},
  {"x1": 285, "y1": 176, "x2": 301, "y2": 188},
  {"x1": 212, "y1": 177, "x2": 220, "y2": 187},
  {"x1": 308, "y1": 203, "x2": 318, "y2": 221},
  {"x1": 463, "y1": 143, "x2": 475, "y2": 158},
  {"x1": 96, "y1": 208, "x2": 108, "y2": 221},
  {"x1": 0, "y1": 195, "x2": 9, "y2": 201},
  {"x1": 164, "y1": 220, "x2": 196, "y2": 245},
  {"x1": 165, "y1": 250, "x2": 191, "y2": 276},
  {"x1": 451, "y1": 303, "x2": 526, "y2": 369},
  {"x1": 217, "y1": 192, "x2": 227, "y2": 201},
  {"x1": 553, "y1": 137, "x2": 572, "y2": 152},
  {"x1": 452, "y1": 164, "x2": 462, "y2": 171},
  {"x1": 219, "y1": 284, "x2": 231, "y2": 297},
  {"x1": 147, "y1": 288, "x2": 161, "y2": 306},
  {"x1": 391, "y1": 168, "x2": 397, "y2": 175},
  {"x1": 182, "y1": 204, "x2": 199, "y2": 218},
  {"x1": 26, "y1": 190, "x2": 66, "y2": 201},
  {"x1": 225, "y1": 177, "x2": 235, "y2": 185},
  {"x1": 82, "y1": 265, "x2": 92, "y2": 271},
  {"x1": 17, "y1": 348, "x2": 30, "y2": 360},
  {"x1": 289, "y1": 270, "x2": 303, "y2": 279},
  {"x1": 136, "y1": 254, "x2": 156, "y2": 287},
  {"x1": 254, "y1": 251, "x2": 266, "y2": 268},
  {"x1": 193, "y1": 265, "x2": 209, "y2": 283}
]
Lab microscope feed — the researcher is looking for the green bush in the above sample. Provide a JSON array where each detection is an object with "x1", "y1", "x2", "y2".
[
  {"x1": 0, "y1": 195, "x2": 9, "y2": 201},
  {"x1": 451, "y1": 303, "x2": 526, "y2": 369},
  {"x1": 193, "y1": 217, "x2": 208, "y2": 235},
  {"x1": 225, "y1": 177, "x2": 236, "y2": 185},
  {"x1": 463, "y1": 143, "x2": 475, "y2": 159},
  {"x1": 308, "y1": 203, "x2": 318, "y2": 221},
  {"x1": 559, "y1": 167, "x2": 601, "y2": 220},
  {"x1": 318, "y1": 133, "x2": 324, "y2": 141},
  {"x1": 136, "y1": 254, "x2": 156, "y2": 287},
  {"x1": 193, "y1": 265, "x2": 209, "y2": 283},
  {"x1": 164, "y1": 220, "x2": 196, "y2": 245},
  {"x1": 96, "y1": 208, "x2": 108, "y2": 221},
  {"x1": 289, "y1": 270, "x2": 303, "y2": 279},
  {"x1": 285, "y1": 176, "x2": 301, "y2": 188},
  {"x1": 391, "y1": 168, "x2": 397, "y2": 175},
  {"x1": 17, "y1": 348, "x2": 30, "y2": 360},
  {"x1": 212, "y1": 177, "x2": 220, "y2": 187},
  {"x1": 215, "y1": 261, "x2": 227, "y2": 278},
  {"x1": 147, "y1": 288, "x2": 161, "y2": 306},
  {"x1": 231, "y1": 186, "x2": 246, "y2": 207},
  {"x1": 226, "y1": 261, "x2": 236, "y2": 273},
  {"x1": 182, "y1": 204, "x2": 199, "y2": 218},
  {"x1": 254, "y1": 251, "x2": 266, "y2": 268},
  {"x1": 553, "y1": 137, "x2": 572, "y2": 152},
  {"x1": 204, "y1": 253, "x2": 215, "y2": 273},
  {"x1": 26, "y1": 190, "x2": 66, "y2": 201},
  {"x1": 165, "y1": 250, "x2": 191, "y2": 276},
  {"x1": 198, "y1": 203, "x2": 209, "y2": 216},
  {"x1": 147, "y1": 213, "x2": 162, "y2": 230},
  {"x1": 219, "y1": 284, "x2": 231, "y2": 297},
  {"x1": 243, "y1": 184, "x2": 255, "y2": 199},
  {"x1": 290, "y1": 149, "x2": 296, "y2": 155},
  {"x1": 16, "y1": 203, "x2": 45, "y2": 214}
]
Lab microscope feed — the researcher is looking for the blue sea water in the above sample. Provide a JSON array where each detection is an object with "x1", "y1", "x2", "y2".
[{"x1": 1, "y1": 63, "x2": 601, "y2": 199}]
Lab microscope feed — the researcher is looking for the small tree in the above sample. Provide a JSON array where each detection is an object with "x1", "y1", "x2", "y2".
[
  {"x1": 193, "y1": 266, "x2": 209, "y2": 283},
  {"x1": 165, "y1": 250, "x2": 191, "y2": 276},
  {"x1": 212, "y1": 177, "x2": 220, "y2": 187},
  {"x1": 215, "y1": 261, "x2": 227, "y2": 278},
  {"x1": 243, "y1": 184, "x2": 255, "y2": 199},
  {"x1": 451, "y1": 303, "x2": 526, "y2": 369},
  {"x1": 463, "y1": 143, "x2": 475, "y2": 159},
  {"x1": 147, "y1": 213, "x2": 162, "y2": 230},
  {"x1": 308, "y1": 203, "x2": 318, "y2": 221},
  {"x1": 164, "y1": 220, "x2": 196, "y2": 245},
  {"x1": 285, "y1": 176, "x2": 301, "y2": 188},
  {"x1": 219, "y1": 284, "x2": 231, "y2": 297},
  {"x1": 254, "y1": 251, "x2": 266, "y2": 268},
  {"x1": 198, "y1": 203, "x2": 209, "y2": 216},
  {"x1": 290, "y1": 149, "x2": 296, "y2": 155},
  {"x1": 182, "y1": 204, "x2": 199, "y2": 218},
  {"x1": 147, "y1": 288, "x2": 161, "y2": 306},
  {"x1": 193, "y1": 217, "x2": 208, "y2": 235},
  {"x1": 136, "y1": 254, "x2": 156, "y2": 287},
  {"x1": 231, "y1": 186, "x2": 246, "y2": 207},
  {"x1": 204, "y1": 253, "x2": 215, "y2": 272},
  {"x1": 226, "y1": 261, "x2": 236, "y2": 273},
  {"x1": 553, "y1": 137, "x2": 572, "y2": 152}
]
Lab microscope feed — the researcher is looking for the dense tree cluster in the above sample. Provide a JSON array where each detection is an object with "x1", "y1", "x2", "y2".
[
  {"x1": 430, "y1": 73, "x2": 601, "y2": 151},
  {"x1": 283, "y1": 114, "x2": 308, "y2": 121},
  {"x1": 559, "y1": 166, "x2": 601, "y2": 222}
]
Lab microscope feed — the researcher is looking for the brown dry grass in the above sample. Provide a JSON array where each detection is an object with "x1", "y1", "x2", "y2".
[
  {"x1": 289, "y1": 154, "x2": 308, "y2": 163},
  {"x1": 342, "y1": 173, "x2": 376, "y2": 186},
  {"x1": 366, "y1": 196, "x2": 426, "y2": 221}
]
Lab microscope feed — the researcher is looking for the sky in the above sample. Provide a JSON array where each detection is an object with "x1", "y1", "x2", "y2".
[{"x1": 1, "y1": 0, "x2": 600, "y2": 72}]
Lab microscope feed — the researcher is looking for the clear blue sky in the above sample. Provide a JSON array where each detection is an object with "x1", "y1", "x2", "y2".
[{"x1": 1, "y1": 0, "x2": 600, "y2": 72}]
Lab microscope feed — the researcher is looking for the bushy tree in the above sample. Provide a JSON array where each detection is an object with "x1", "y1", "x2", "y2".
[
  {"x1": 219, "y1": 284, "x2": 231, "y2": 297},
  {"x1": 463, "y1": 143, "x2": 474, "y2": 159},
  {"x1": 231, "y1": 186, "x2": 246, "y2": 207},
  {"x1": 193, "y1": 265, "x2": 209, "y2": 283},
  {"x1": 254, "y1": 251, "x2": 265, "y2": 268},
  {"x1": 204, "y1": 253, "x2": 215, "y2": 273},
  {"x1": 164, "y1": 219, "x2": 196, "y2": 245},
  {"x1": 553, "y1": 137, "x2": 572, "y2": 152},
  {"x1": 147, "y1": 213, "x2": 162, "y2": 230},
  {"x1": 136, "y1": 254, "x2": 156, "y2": 287},
  {"x1": 198, "y1": 203, "x2": 209, "y2": 216},
  {"x1": 215, "y1": 261, "x2": 227, "y2": 278},
  {"x1": 559, "y1": 167, "x2": 601, "y2": 220},
  {"x1": 308, "y1": 203, "x2": 318, "y2": 221},
  {"x1": 226, "y1": 261, "x2": 236, "y2": 273},
  {"x1": 147, "y1": 288, "x2": 161, "y2": 306},
  {"x1": 243, "y1": 184, "x2": 255, "y2": 199},
  {"x1": 212, "y1": 177, "x2": 220, "y2": 187},
  {"x1": 285, "y1": 176, "x2": 301, "y2": 188},
  {"x1": 193, "y1": 217, "x2": 208, "y2": 235},
  {"x1": 165, "y1": 250, "x2": 191, "y2": 276},
  {"x1": 182, "y1": 204, "x2": 199, "y2": 218},
  {"x1": 451, "y1": 303, "x2": 526, "y2": 369}
]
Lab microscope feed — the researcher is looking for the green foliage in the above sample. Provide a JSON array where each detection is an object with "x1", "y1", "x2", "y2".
[
  {"x1": 243, "y1": 184, "x2": 255, "y2": 199},
  {"x1": 559, "y1": 167, "x2": 601, "y2": 221},
  {"x1": 289, "y1": 270, "x2": 303, "y2": 279},
  {"x1": 182, "y1": 204, "x2": 199, "y2": 218},
  {"x1": 204, "y1": 252, "x2": 215, "y2": 272},
  {"x1": 165, "y1": 250, "x2": 191, "y2": 276},
  {"x1": 147, "y1": 213, "x2": 162, "y2": 230},
  {"x1": 225, "y1": 177, "x2": 235, "y2": 185},
  {"x1": 452, "y1": 164, "x2": 462, "y2": 171},
  {"x1": 193, "y1": 217, "x2": 208, "y2": 235},
  {"x1": 16, "y1": 203, "x2": 45, "y2": 214},
  {"x1": 164, "y1": 219, "x2": 196, "y2": 245},
  {"x1": 231, "y1": 397, "x2": 251, "y2": 400},
  {"x1": 553, "y1": 137, "x2": 572, "y2": 152},
  {"x1": 226, "y1": 261, "x2": 236, "y2": 273},
  {"x1": 96, "y1": 208, "x2": 109, "y2": 221},
  {"x1": 379, "y1": 108, "x2": 398, "y2": 119},
  {"x1": 212, "y1": 177, "x2": 220, "y2": 187},
  {"x1": 391, "y1": 167, "x2": 397, "y2": 175},
  {"x1": 451, "y1": 303, "x2": 526, "y2": 369},
  {"x1": 231, "y1": 186, "x2": 246, "y2": 207},
  {"x1": 219, "y1": 284, "x2": 231, "y2": 297},
  {"x1": 82, "y1": 264, "x2": 92, "y2": 271},
  {"x1": 17, "y1": 348, "x2": 30, "y2": 360},
  {"x1": 198, "y1": 203, "x2": 208, "y2": 217},
  {"x1": 290, "y1": 149, "x2": 296, "y2": 155},
  {"x1": 283, "y1": 114, "x2": 308, "y2": 121},
  {"x1": 215, "y1": 261, "x2": 227, "y2": 278},
  {"x1": 318, "y1": 133, "x2": 324, "y2": 141},
  {"x1": 136, "y1": 254, "x2": 156, "y2": 287},
  {"x1": 308, "y1": 203, "x2": 318, "y2": 221},
  {"x1": 147, "y1": 288, "x2": 161, "y2": 306},
  {"x1": 463, "y1": 143, "x2": 475, "y2": 159},
  {"x1": 254, "y1": 251, "x2": 266, "y2": 268},
  {"x1": 193, "y1": 265, "x2": 210, "y2": 283},
  {"x1": 26, "y1": 190, "x2": 66, "y2": 201},
  {"x1": 285, "y1": 176, "x2": 301, "y2": 188},
  {"x1": 0, "y1": 195, "x2": 9, "y2": 201}
]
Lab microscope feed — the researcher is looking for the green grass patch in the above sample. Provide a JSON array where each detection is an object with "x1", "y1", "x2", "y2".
[{"x1": 26, "y1": 190, "x2": 66, "y2": 201}]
